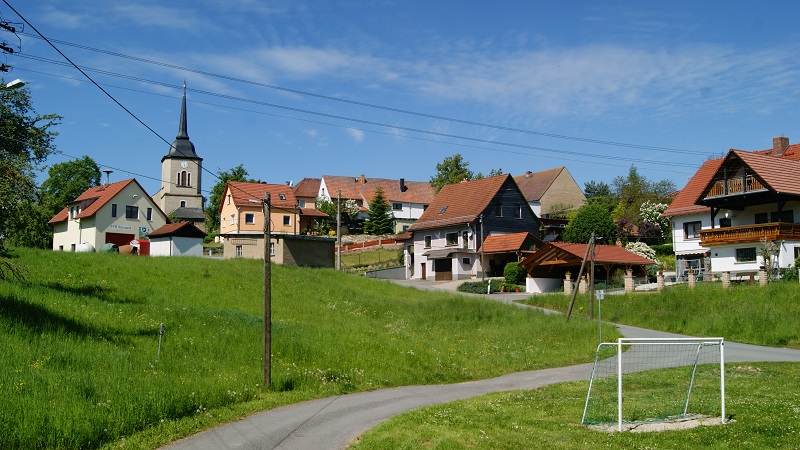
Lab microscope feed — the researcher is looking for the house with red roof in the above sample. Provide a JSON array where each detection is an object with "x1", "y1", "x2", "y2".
[
  {"x1": 148, "y1": 221, "x2": 207, "y2": 257},
  {"x1": 49, "y1": 178, "x2": 168, "y2": 252},
  {"x1": 316, "y1": 174, "x2": 436, "y2": 233},
  {"x1": 405, "y1": 174, "x2": 541, "y2": 280},
  {"x1": 663, "y1": 136, "x2": 800, "y2": 277},
  {"x1": 218, "y1": 181, "x2": 333, "y2": 266}
]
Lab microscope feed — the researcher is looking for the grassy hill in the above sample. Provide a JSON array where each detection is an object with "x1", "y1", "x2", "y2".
[{"x1": 0, "y1": 247, "x2": 609, "y2": 449}]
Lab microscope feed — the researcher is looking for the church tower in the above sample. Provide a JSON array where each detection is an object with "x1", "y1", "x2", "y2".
[{"x1": 156, "y1": 84, "x2": 205, "y2": 230}]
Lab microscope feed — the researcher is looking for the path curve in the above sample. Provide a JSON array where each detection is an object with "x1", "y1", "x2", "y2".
[{"x1": 160, "y1": 321, "x2": 800, "y2": 450}]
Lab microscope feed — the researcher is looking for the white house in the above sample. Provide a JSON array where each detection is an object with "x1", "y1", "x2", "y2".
[
  {"x1": 148, "y1": 221, "x2": 206, "y2": 257},
  {"x1": 316, "y1": 174, "x2": 436, "y2": 233},
  {"x1": 49, "y1": 179, "x2": 168, "y2": 252},
  {"x1": 664, "y1": 137, "x2": 800, "y2": 278}
]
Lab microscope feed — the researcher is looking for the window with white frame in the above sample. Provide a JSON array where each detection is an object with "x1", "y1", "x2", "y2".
[
  {"x1": 515, "y1": 204, "x2": 523, "y2": 219},
  {"x1": 735, "y1": 247, "x2": 756, "y2": 263},
  {"x1": 424, "y1": 235, "x2": 432, "y2": 248},
  {"x1": 146, "y1": 207, "x2": 153, "y2": 220},
  {"x1": 283, "y1": 215, "x2": 290, "y2": 226},
  {"x1": 683, "y1": 221, "x2": 701, "y2": 239},
  {"x1": 392, "y1": 202, "x2": 402, "y2": 211},
  {"x1": 269, "y1": 242, "x2": 275, "y2": 256},
  {"x1": 298, "y1": 199, "x2": 306, "y2": 208},
  {"x1": 245, "y1": 213, "x2": 255, "y2": 224},
  {"x1": 231, "y1": 214, "x2": 236, "y2": 225},
  {"x1": 446, "y1": 232, "x2": 458, "y2": 246},
  {"x1": 235, "y1": 245, "x2": 243, "y2": 257}
]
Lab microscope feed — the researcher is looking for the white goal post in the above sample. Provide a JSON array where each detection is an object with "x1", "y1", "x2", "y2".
[{"x1": 582, "y1": 337, "x2": 725, "y2": 431}]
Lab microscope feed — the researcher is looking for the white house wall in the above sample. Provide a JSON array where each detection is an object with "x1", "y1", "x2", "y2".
[
  {"x1": 411, "y1": 225, "x2": 477, "y2": 280},
  {"x1": 53, "y1": 182, "x2": 167, "y2": 251},
  {"x1": 670, "y1": 212, "x2": 711, "y2": 255}
]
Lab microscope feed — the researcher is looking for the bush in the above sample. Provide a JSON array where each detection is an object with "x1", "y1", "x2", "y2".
[
  {"x1": 457, "y1": 280, "x2": 501, "y2": 294},
  {"x1": 650, "y1": 243, "x2": 675, "y2": 256},
  {"x1": 503, "y1": 262, "x2": 526, "y2": 285}
]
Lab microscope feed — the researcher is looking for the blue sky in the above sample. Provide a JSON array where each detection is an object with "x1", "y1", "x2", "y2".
[{"x1": 4, "y1": 1, "x2": 800, "y2": 201}]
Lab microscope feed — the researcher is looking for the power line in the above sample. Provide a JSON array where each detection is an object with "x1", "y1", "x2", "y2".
[
  {"x1": 12, "y1": 55, "x2": 702, "y2": 170},
  {"x1": 17, "y1": 31, "x2": 708, "y2": 155}
]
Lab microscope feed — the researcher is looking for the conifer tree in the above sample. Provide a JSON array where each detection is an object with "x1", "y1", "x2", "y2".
[{"x1": 363, "y1": 187, "x2": 393, "y2": 235}]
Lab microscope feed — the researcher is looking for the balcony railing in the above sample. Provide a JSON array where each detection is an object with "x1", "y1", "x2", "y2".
[
  {"x1": 706, "y1": 175, "x2": 766, "y2": 198},
  {"x1": 698, "y1": 222, "x2": 800, "y2": 246}
]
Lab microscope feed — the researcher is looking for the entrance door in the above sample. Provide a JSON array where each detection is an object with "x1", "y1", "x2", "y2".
[{"x1": 421, "y1": 263, "x2": 426, "y2": 280}]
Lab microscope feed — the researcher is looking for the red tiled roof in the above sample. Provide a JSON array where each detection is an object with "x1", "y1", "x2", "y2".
[
  {"x1": 148, "y1": 221, "x2": 206, "y2": 238},
  {"x1": 222, "y1": 181, "x2": 298, "y2": 211},
  {"x1": 731, "y1": 150, "x2": 800, "y2": 195},
  {"x1": 298, "y1": 207, "x2": 329, "y2": 218},
  {"x1": 48, "y1": 179, "x2": 164, "y2": 224},
  {"x1": 662, "y1": 158, "x2": 723, "y2": 217},
  {"x1": 292, "y1": 177, "x2": 321, "y2": 198},
  {"x1": 321, "y1": 175, "x2": 436, "y2": 206},
  {"x1": 521, "y1": 242, "x2": 654, "y2": 269},
  {"x1": 409, "y1": 175, "x2": 511, "y2": 231},
  {"x1": 513, "y1": 167, "x2": 564, "y2": 202},
  {"x1": 479, "y1": 232, "x2": 543, "y2": 253}
]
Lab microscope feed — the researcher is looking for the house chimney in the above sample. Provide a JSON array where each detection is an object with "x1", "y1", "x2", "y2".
[
  {"x1": 360, "y1": 174, "x2": 366, "y2": 184},
  {"x1": 773, "y1": 136, "x2": 789, "y2": 156},
  {"x1": 102, "y1": 169, "x2": 113, "y2": 185},
  {"x1": 399, "y1": 178, "x2": 407, "y2": 192},
  {"x1": 525, "y1": 171, "x2": 533, "y2": 179}
]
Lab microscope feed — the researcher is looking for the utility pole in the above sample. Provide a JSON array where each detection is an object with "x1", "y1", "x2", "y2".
[
  {"x1": 261, "y1": 192, "x2": 271, "y2": 388},
  {"x1": 336, "y1": 190, "x2": 342, "y2": 271},
  {"x1": 480, "y1": 214, "x2": 485, "y2": 281}
]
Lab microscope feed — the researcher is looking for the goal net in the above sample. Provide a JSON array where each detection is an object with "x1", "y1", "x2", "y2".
[{"x1": 582, "y1": 338, "x2": 725, "y2": 431}]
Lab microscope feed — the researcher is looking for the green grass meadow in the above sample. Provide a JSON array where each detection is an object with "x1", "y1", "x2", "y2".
[
  {"x1": 524, "y1": 282, "x2": 800, "y2": 348},
  {"x1": 351, "y1": 363, "x2": 800, "y2": 449},
  {"x1": 0, "y1": 247, "x2": 609, "y2": 449}
]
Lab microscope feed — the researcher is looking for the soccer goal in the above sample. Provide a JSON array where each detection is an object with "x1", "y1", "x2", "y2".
[{"x1": 582, "y1": 337, "x2": 725, "y2": 432}]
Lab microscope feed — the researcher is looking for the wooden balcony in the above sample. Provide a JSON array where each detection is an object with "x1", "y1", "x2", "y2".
[
  {"x1": 698, "y1": 222, "x2": 800, "y2": 246},
  {"x1": 705, "y1": 175, "x2": 766, "y2": 198}
]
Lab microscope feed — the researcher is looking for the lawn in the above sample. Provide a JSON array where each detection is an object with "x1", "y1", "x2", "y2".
[
  {"x1": 0, "y1": 247, "x2": 609, "y2": 449},
  {"x1": 351, "y1": 362, "x2": 800, "y2": 449}
]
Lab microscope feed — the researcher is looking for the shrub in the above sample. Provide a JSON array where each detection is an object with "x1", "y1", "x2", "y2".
[
  {"x1": 650, "y1": 243, "x2": 675, "y2": 256},
  {"x1": 457, "y1": 280, "x2": 500, "y2": 294},
  {"x1": 503, "y1": 262, "x2": 526, "y2": 285}
]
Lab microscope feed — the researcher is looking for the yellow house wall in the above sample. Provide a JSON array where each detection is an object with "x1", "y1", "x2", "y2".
[{"x1": 540, "y1": 170, "x2": 586, "y2": 215}]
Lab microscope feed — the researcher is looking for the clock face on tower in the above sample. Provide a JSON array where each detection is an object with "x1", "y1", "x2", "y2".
[{"x1": 180, "y1": 161, "x2": 188, "y2": 168}]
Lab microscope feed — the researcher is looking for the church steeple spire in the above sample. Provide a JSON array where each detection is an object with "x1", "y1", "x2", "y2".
[
  {"x1": 176, "y1": 81, "x2": 189, "y2": 140},
  {"x1": 162, "y1": 81, "x2": 199, "y2": 161}
]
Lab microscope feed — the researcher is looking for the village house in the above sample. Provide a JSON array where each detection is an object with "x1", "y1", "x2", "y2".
[
  {"x1": 315, "y1": 174, "x2": 436, "y2": 233},
  {"x1": 218, "y1": 181, "x2": 333, "y2": 266},
  {"x1": 405, "y1": 174, "x2": 541, "y2": 280},
  {"x1": 514, "y1": 167, "x2": 585, "y2": 239},
  {"x1": 49, "y1": 178, "x2": 168, "y2": 251},
  {"x1": 663, "y1": 136, "x2": 800, "y2": 279}
]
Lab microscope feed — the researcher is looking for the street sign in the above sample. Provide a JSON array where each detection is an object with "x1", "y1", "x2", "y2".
[{"x1": 597, "y1": 289, "x2": 605, "y2": 300}]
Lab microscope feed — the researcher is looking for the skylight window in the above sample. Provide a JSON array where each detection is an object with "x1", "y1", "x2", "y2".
[{"x1": 438, "y1": 206, "x2": 448, "y2": 215}]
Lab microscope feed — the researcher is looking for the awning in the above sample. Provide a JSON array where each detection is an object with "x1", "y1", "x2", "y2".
[
  {"x1": 675, "y1": 249, "x2": 708, "y2": 257},
  {"x1": 423, "y1": 249, "x2": 456, "y2": 259}
]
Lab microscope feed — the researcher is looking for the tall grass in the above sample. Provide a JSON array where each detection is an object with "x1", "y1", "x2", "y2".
[
  {"x1": 0, "y1": 247, "x2": 611, "y2": 449},
  {"x1": 525, "y1": 282, "x2": 800, "y2": 348}
]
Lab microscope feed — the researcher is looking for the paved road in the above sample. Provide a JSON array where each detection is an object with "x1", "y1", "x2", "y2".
[{"x1": 161, "y1": 282, "x2": 800, "y2": 450}]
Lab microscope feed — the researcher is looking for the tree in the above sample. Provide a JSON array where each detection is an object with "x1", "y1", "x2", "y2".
[
  {"x1": 430, "y1": 154, "x2": 474, "y2": 193},
  {"x1": 584, "y1": 180, "x2": 613, "y2": 199},
  {"x1": 0, "y1": 82, "x2": 61, "y2": 252},
  {"x1": 40, "y1": 156, "x2": 101, "y2": 214},
  {"x1": 363, "y1": 187, "x2": 394, "y2": 235},
  {"x1": 562, "y1": 202, "x2": 616, "y2": 244},
  {"x1": 5, "y1": 156, "x2": 100, "y2": 249},
  {"x1": 205, "y1": 164, "x2": 253, "y2": 232},
  {"x1": 611, "y1": 166, "x2": 676, "y2": 225}
]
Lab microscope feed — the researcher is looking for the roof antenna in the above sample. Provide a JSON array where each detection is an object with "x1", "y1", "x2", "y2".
[{"x1": 103, "y1": 169, "x2": 113, "y2": 185}]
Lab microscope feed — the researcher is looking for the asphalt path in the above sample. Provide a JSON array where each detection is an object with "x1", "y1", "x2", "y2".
[{"x1": 160, "y1": 282, "x2": 800, "y2": 450}]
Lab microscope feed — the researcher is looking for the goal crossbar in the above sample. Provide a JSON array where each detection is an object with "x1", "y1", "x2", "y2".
[{"x1": 583, "y1": 337, "x2": 725, "y2": 431}]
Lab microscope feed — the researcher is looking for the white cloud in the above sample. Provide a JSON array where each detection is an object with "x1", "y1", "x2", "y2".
[{"x1": 346, "y1": 128, "x2": 364, "y2": 143}]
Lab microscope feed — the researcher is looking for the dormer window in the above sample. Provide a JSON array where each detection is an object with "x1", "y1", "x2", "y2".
[{"x1": 279, "y1": 194, "x2": 286, "y2": 201}]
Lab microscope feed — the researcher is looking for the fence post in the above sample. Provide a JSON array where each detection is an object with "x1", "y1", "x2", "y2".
[{"x1": 721, "y1": 271, "x2": 730, "y2": 289}]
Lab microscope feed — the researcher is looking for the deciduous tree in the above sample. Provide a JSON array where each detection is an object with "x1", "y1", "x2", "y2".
[
  {"x1": 562, "y1": 202, "x2": 616, "y2": 244},
  {"x1": 205, "y1": 164, "x2": 254, "y2": 232},
  {"x1": 430, "y1": 154, "x2": 474, "y2": 193}
]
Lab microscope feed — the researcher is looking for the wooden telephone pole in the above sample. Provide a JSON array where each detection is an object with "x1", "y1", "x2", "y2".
[{"x1": 261, "y1": 192, "x2": 271, "y2": 387}]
